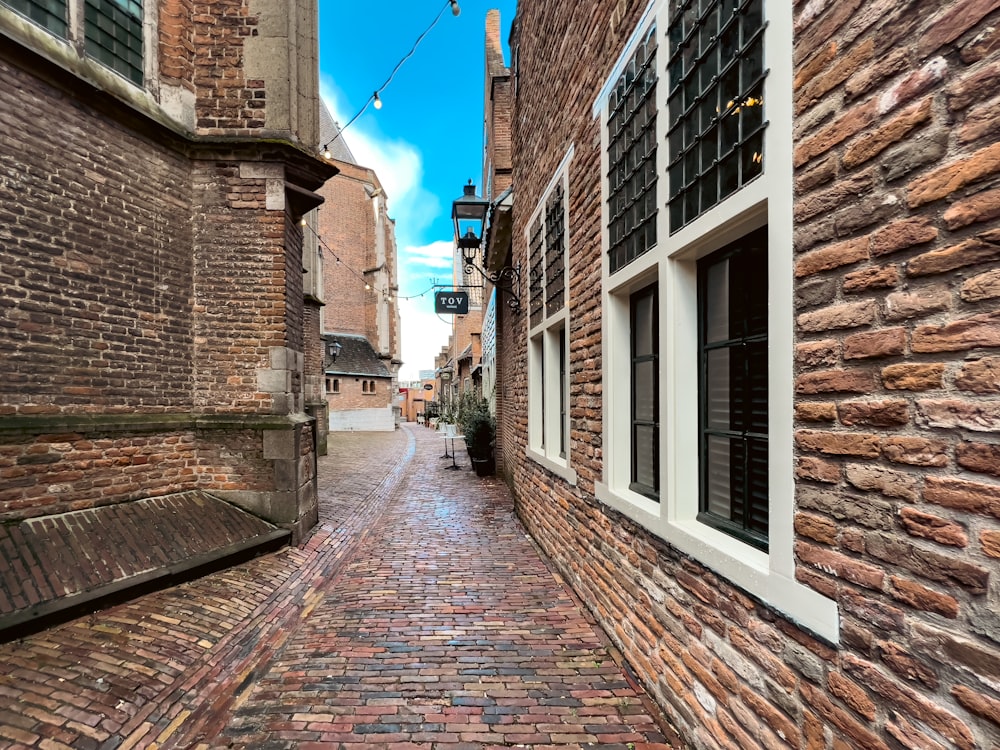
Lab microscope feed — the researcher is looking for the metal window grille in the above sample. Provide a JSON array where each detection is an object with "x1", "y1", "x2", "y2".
[
  {"x1": 607, "y1": 25, "x2": 658, "y2": 275},
  {"x1": 667, "y1": 0, "x2": 767, "y2": 232},
  {"x1": 630, "y1": 284, "x2": 659, "y2": 500},
  {"x1": 697, "y1": 226, "x2": 768, "y2": 550},
  {"x1": 2, "y1": 0, "x2": 67, "y2": 35},
  {"x1": 544, "y1": 183, "x2": 566, "y2": 317},
  {"x1": 85, "y1": 0, "x2": 143, "y2": 85},
  {"x1": 528, "y1": 219, "x2": 545, "y2": 327}
]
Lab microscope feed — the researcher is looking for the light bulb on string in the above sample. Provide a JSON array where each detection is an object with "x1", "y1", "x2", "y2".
[
  {"x1": 319, "y1": 0, "x2": 463, "y2": 151},
  {"x1": 322, "y1": 144, "x2": 332, "y2": 159}
]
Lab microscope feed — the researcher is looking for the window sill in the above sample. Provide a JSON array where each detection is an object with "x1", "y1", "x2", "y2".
[
  {"x1": 594, "y1": 482, "x2": 839, "y2": 644},
  {"x1": 526, "y1": 447, "x2": 577, "y2": 486}
]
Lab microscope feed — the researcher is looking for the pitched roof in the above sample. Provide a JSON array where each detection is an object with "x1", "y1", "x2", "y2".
[
  {"x1": 325, "y1": 333, "x2": 391, "y2": 377},
  {"x1": 319, "y1": 100, "x2": 357, "y2": 164}
]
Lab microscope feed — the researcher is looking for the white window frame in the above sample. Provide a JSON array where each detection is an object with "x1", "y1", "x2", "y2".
[
  {"x1": 595, "y1": 0, "x2": 838, "y2": 642},
  {"x1": 526, "y1": 147, "x2": 577, "y2": 485}
]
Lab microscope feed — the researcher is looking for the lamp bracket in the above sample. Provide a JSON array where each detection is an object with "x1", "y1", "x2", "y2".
[{"x1": 463, "y1": 260, "x2": 521, "y2": 313}]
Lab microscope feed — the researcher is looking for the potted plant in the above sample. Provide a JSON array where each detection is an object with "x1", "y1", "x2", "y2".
[{"x1": 458, "y1": 393, "x2": 495, "y2": 476}]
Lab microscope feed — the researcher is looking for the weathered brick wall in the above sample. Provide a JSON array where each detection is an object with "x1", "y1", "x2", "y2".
[
  {"x1": 789, "y1": 0, "x2": 1000, "y2": 745},
  {"x1": 484, "y1": 9, "x2": 512, "y2": 200},
  {"x1": 327, "y1": 378, "x2": 392, "y2": 411},
  {"x1": 0, "y1": 61, "x2": 194, "y2": 416},
  {"x1": 1, "y1": 2, "x2": 331, "y2": 535},
  {"x1": 192, "y1": 0, "x2": 265, "y2": 134},
  {"x1": 507, "y1": 0, "x2": 1000, "y2": 748},
  {"x1": 284, "y1": 208, "x2": 305, "y2": 356},
  {"x1": 159, "y1": 0, "x2": 196, "y2": 91},
  {"x1": 319, "y1": 163, "x2": 376, "y2": 338},
  {"x1": 0, "y1": 430, "x2": 198, "y2": 518}
]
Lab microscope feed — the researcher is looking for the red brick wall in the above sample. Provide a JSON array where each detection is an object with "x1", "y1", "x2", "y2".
[
  {"x1": 326, "y1": 377, "x2": 392, "y2": 410},
  {"x1": 191, "y1": 160, "x2": 288, "y2": 413},
  {"x1": 789, "y1": 0, "x2": 1000, "y2": 745},
  {"x1": 507, "y1": 0, "x2": 1000, "y2": 747},
  {"x1": 192, "y1": 0, "x2": 265, "y2": 134},
  {"x1": 159, "y1": 0, "x2": 196, "y2": 90},
  {"x1": 0, "y1": 60, "x2": 194, "y2": 416},
  {"x1": 0, "y1": 4, "x2": 330, "y2": 535},
  {"x1": 319, "y1": 163, "x2": 376, "y2": 337}
]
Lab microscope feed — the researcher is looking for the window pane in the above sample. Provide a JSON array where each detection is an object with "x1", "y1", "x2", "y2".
[
  {"x1": 84, "y1": 0, "x2": 143, "y2": 84},
  {"x1": 608, "y1": 25, "x2": 658, "y2": 273},
  {"x1": 698, "y1": 227, "x2": 769, "y2": 548},
  {"x1": 747, "y1": 341, "x2": 768, "y2": 433},
  {"x1": 633, "y1": 289, "x2": 655, "y2": 355},
  {"x1": 634, "y1": 361, "x2": 656, "y2": 421},
  {"x1": 559, "y1": 328, "x2": 567, "y2": 459},
  {"x1": 545, "y1": 184, "x2": 566, "y2": 316},
  {"x1": 747, "y1": 437, "x2": 768, "y2": 535},
  {"x1": 634, "y1": 424, "x2": 657, "y2": 489},
  {"x1": 704, "y1": 257, "x2": 729, "y2": 343},
  {"x1": 667, "y1": 0, "x2": 766, "y2": 232},
  {"x1": 630, "y1": 284, "x2": 659, "y2": 499},
  {"x1": 704, "y1": 435, "x2": 732, "y2": 519},
  {"x1": 705, "y1": 348, "x2": 730, "y2": 429},
  {"x1": 3, "y1": 0, "x2": 67, "y2": 35}
]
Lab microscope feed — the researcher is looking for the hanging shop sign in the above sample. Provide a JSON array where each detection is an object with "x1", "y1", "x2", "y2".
[{"x1": 434, "y1": 291, "x2": 470, "y2": 315}]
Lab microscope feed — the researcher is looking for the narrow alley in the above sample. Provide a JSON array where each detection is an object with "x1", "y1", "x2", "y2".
[{"x1": 0, "y1": 425, "x2": 681, "y2": 749}]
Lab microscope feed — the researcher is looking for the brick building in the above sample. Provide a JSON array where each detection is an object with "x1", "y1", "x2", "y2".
[
  {"x1": 0, "y1": 0, "x2": 333, "y2": 630},
  {"x1": 495, "y1": 0, "x2": 1000, "y2": 747},
  {"x1": 317, "y1": 106, "x2": 402, "y2": 431},
  {"x1": 440, "y1": 11, "x2": 516, "y2": 420}
]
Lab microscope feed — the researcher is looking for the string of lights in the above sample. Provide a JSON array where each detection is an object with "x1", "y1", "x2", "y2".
[
  {"x1": 301, "y1": 221, "x2": 440, "y2": 302},
  {"x1": 321, "y1": 0, "x2": 461, "y2": 159}
]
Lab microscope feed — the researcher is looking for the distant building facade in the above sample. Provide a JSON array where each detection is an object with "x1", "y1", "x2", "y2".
[{"x1": 317, "y1": 107, "x2": 402, "y2": 432}]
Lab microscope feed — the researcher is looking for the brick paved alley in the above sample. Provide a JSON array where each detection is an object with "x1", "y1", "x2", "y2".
[{"x1": 0, "y1": 425, "x2": 682, "y2": 749}]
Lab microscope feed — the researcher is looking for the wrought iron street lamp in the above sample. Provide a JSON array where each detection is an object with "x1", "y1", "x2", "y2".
[
  {"x1": 451, "y1": 180, "x2": 521, "y2": 312},
  {"x1": 325, "y1": 339, "x2": 342, "y2": 368}
]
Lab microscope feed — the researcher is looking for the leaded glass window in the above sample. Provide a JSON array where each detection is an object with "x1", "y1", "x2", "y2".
[
  {"x1": 2, "y1": 0, "x2": 67, "y2": 35},
  {"x1": 698, "y1": 226, "x2": 768, "y2": 549},
  {"x1": 667, "y1": 0, "x2": 766, "y2": 232},
  {"x1": 528, "y1": 218, "x2": 545, "y2": 327},
  {"x1": 85, "y1": 0, "x2": 143, "y2": 85},
  {"x1": 607, "y1": 25, "x2": 658, "y2": 274},
  {"x1": 631, "y1": 283, "x2": 659, "y2": 500},
  {"x1": 544, "y1": 184, "x2": 566, "y2": 317}
]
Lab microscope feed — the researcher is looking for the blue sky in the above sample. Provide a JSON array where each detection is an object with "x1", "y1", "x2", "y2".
[{"x1": 318, "y1": 0, "x2": 516, "y2": 380}]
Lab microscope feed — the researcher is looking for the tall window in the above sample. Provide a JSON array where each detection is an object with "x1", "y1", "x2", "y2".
[
  {"x1": 1, "y1": 0, "x2": 144, "y2": 84},
  {"x1": 630, "y1": 284, "x2": 658, "y2": 499},
  {"x1": 607, "y1": 25, "x2": 658, "y2": 274},
  {"x1": 597, "y1": 0, "x2": 837, "y2": 639},
  {"x1": 698, "y1": 227, "x2": 767, "y2": 549},
  {"x1": 527, "y1": 150, "x2": 575, "y2": 482}
]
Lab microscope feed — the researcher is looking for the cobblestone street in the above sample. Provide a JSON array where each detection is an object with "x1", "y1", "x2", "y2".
[{"x1": 0, "y1": 425, "x2": 679, "y2": 749}]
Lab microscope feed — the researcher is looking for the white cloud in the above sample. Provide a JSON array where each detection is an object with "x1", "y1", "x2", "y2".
[
  {"x1": 318, "y1": 82, "x2": 454, "y2": 383},
  {"x1": 404, "y1": 240, "x2": 455, "y2": 272},
  {"x1": 319, "y1": 82, "x2": 440, "y2": 250}
]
